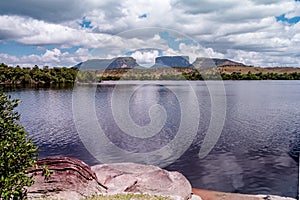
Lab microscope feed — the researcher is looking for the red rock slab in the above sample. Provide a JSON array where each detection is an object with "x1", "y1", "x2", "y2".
[{"x1": 27, "y1": 156, "x2": 107, "y2": 200}]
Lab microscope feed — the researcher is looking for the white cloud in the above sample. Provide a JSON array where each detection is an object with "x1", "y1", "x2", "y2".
[
  {"x1": 285, "y1": 2, "x2": 300, "y2": 18},
  {"x1": 130, "y1": 50, "x2": 159, "y2": 66},
  {"x1": 1, "y1": 0, "x2": 300, "y2": 67},
  {"x1": 226, "y1": 49, "x2": 300, "y2": 67},
  {"x1": 0, "y1": 47, "x2": 93, "y2": 68}
]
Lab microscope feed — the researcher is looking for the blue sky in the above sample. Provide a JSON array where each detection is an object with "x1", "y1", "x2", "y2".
[
  {"x1": 0, "y1": 0, "x2": 300, "y2": 68},
  {"x1": 276, "y1": 14, "x2": 300, "y2": 24}
]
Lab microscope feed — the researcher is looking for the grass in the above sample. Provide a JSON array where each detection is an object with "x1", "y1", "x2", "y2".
[{"x1": 83, "y1": 193, "x2": 173, "y2": 200}]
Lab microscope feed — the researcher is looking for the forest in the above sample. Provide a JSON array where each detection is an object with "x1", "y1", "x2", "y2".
[
  {"x1": 0, "y1": 63, "x2": 77, "y2": 84},
  {"x1": 1, "y1": 63, "x2": 300, "y2": 84}
]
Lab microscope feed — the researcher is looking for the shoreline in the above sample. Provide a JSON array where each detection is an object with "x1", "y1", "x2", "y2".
[
  {"x1": 27, "y1": 157, "x2": 297, "y2": 200},
  {"x1": 192, "y1": 188, "x2": 296, "y2": 200}
]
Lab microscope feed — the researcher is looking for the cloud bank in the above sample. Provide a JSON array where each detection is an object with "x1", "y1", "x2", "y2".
[{"x1": 0, "y1": 0, "x2": 299, "y2": 67}]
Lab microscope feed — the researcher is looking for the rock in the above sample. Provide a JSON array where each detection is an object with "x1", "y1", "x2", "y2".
[
  {"x1": 26, "y1": 157, "x2": 294, "y2": 200},
  {"x1": 256, "y1": 195, "x2": 296, "y2": 200},
  {"x1": 27, "y1": 156, "x2": 107, "y2": 200},
  {"x1": 153, "y1": 56, "x2": 190, "y2": 68},
  {"x1": 91, "y1": 163, "x2": 192, "y2": 200},
  {"x1": 191, "y1": 194, "x2": 202, "y2": 200}
]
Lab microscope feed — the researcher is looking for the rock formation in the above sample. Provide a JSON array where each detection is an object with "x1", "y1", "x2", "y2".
[
  {"x1": 192, "y1": 57, "x2": 244, "y2": 69},
  {"x1": 27, "y1": 157, "x2": 296, "y2": 200},
  {"x1": 91, "y1": 162, "x2": 193, "y2": 199},
  {"x1": 75, "y1": 57, "x2": 139, "y2": 70},
  {"x1": 27, "y1": 157, "x2": 107, "y2": 200},
  {"x1": 74, "y1": 56, "x2": 245, "y2": 70},
  {"x1": 152, "y1": 56, "x2": 190, "y2": 68}
]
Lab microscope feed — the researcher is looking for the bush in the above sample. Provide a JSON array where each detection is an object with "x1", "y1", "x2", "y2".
[{"x1": 0, "y1": 92, "x2": 38, "y2": 199}]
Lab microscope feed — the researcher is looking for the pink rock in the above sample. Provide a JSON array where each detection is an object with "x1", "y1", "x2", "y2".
[
  {"x1": 91, "y1": 163, "x2": 192, "y2": 199},
  {"x1": 27, "y1": 157, "x2": 107, "y2": 199}
]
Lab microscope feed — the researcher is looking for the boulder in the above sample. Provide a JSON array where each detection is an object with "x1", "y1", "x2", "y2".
[
  {"x1": 27, "y1": 157, "x2": 107, "y2": 200},
  {"x1": 91, "y1": 163, "x2": 192, "y2": 200}
]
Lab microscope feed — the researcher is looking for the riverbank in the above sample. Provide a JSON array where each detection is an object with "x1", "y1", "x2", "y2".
[{"x1": 192, "y1": 189, "x2": 296, "y2": 200}]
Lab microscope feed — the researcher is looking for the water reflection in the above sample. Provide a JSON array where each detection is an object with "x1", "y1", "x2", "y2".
[
  {"x1": 5, "y1": 80, "x2": 300, "y2": 198},
  {"x1": 95, "y1": 84, "x2": 181, "y2": 153}
]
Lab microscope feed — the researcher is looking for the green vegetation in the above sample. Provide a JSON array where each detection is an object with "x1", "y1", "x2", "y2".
[
  {"x1": 42, "y1": 163, "x2": 52, "y2": 181},
  {"x1": 221, "y1": 71, "x2": 300, "y2": 80},
  {"x1": 1, "y1": 62, "x2": 300, "y2": 83},
  {"x1": 0, "y1": 92, "x2": 38, "y2": 199},
  {"x1": 97, "y1": 68, "x2": 300, "y2": 81},
  {"x1": 83, "y1": 193, "x2": 172, "y2": 200},
  {"x1": 0, "y1": 63, "x2": 77, "y2": 84}
]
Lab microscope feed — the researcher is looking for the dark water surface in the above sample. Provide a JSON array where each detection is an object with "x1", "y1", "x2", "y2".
[{"x1": 5, "y1": 81, "x2": 299, "y2": 198}]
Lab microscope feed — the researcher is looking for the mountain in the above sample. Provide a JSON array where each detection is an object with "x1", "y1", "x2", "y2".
[
  {"x1": 151, "y1": 56, "x2": 191, "y2": 68},
  {"x1": 192, "y1": 57, "x2": 245, "y2": 69},
  {"x1": 74, "y1": 57, "x2": 139, "y2": 70},
  {"x1": 74, "y1": 56, "x2": 245, "y2": 70}
]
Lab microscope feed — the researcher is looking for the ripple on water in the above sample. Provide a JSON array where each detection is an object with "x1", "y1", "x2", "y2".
[{"x1": 6, "y1": 81, "x2": 300, "y2": 198}]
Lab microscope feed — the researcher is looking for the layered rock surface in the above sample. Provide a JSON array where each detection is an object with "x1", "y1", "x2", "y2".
[
  {"x1": 27, "y1": 157, "x2": 107, "y2": 200},
  {"x1": 27, "y1": 157, "x2": 194, "y2": 200}
]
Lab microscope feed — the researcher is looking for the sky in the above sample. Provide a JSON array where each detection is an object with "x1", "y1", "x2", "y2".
[{"x1": 0, "y1": 0, "x2": 300, "y2": 68}]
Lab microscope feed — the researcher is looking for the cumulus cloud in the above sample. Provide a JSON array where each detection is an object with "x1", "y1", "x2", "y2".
[
  {"x1": 130, "y1": 49, "x2": 160, "y2": 66},
  {"x1": 0, "y1": 47, "x2": 93, "y2": 67},
  {"x1": 0, "y1": 0, "x2": 300, "y2": 67},
  {"x1": 0, "y1": 0, "x2": 120, "y2": 23}
]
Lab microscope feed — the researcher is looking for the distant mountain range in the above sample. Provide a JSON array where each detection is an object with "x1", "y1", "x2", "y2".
[{"x1": 74, "y1": 56, "x2": 245, "y2": 70}]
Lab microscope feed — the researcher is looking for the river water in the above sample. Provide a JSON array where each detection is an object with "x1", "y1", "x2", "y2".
[{"x1": 5, "y1": 80, "x2": 299, "y2": 198}]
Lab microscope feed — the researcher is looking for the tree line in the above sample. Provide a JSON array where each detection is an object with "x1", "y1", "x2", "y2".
[
  {"x1": 99, "y1": 71, "x2": 300, "y2": 81},
  {"x1": 1, "y1": 63, "x2": 300, "y2": 83},
  {"x1": 0, "y1": 63, "x2": 77, "y2": 84},
  {"x1": 221, "y1": 71, "x2": 300, "y2": 80}
]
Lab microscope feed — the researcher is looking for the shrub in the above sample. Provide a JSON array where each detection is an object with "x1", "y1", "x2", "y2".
[{"x1": 0, "y1": 92, "x2": 38, "y2": 199}]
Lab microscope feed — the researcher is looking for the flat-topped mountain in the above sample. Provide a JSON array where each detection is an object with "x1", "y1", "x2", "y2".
[
  {"x1": 74, "y1": 57, "x2": 139, "y2": 70},
  {"x1": 151, "y1": 56, "x2": 191, "y2": 68},
  {"x1": 192, "y1": 57, "x2": 245, "y2": 69},
  {"x1": 74, "y1": 56, "x2": 245, "y2": 70}
]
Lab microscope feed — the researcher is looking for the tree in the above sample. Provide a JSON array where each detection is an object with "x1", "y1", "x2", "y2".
[{"x1": 0, "y1": 92, "x2": 38, "y2": 199}]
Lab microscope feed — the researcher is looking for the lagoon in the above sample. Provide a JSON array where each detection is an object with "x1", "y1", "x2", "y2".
[{"x1": 5, "y1": 80, "x2": 299, "y2": 198}]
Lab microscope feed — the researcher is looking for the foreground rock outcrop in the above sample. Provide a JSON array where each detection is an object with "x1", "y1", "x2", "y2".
[
  {"x1": 92, "y1": 163, "x2": 193, "y2": 199},
  {"x1": 27, "y1": 157, "x2": 194, "y2": 200},
  {"x1": 27, "y1": 157, "x2": 107, "y2": 199},
  {"x1": 27, "y1": 157, "x2": 296, "y2": 200}
]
